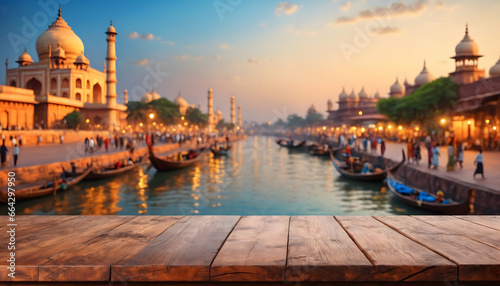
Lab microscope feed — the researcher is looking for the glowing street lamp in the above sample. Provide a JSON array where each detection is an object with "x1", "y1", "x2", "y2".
[
  {"x1": 378, "y1": 126, "x2": 383, "y2": 131},
  {"x1": 388, "y1": 125, "x2": 392, "y2": 129},
  {"x1": 440, "y1": 118, "x2": 446, "y2": 124},
  {"x1": 149, "y1": 113, "x2": 154, "y2": 119},
  {"x1": 494, "y1": 126, "x2": 497, "y2": 130},
  {"x1": 467, "y1": 120, "x2": 472, "y2": 125},
  {"x1": 398, "y1": 125, "x2": 403, "y2": 130},
  {"x1": 139, "y1": 123, "x2": 143, "y2": 127},
  {"x1": 85, "y1": 118, "x2": 90, "y2": 123},
  {"x1": 358, "y1": 111, "x2": 363, "y2": 115},
  {"x1": 486, "y1": 119, "x2": 490, "y2": 124}
]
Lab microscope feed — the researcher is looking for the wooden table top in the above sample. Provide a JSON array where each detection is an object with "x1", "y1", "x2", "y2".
[{"x1": 1, "y1": 215, "x2": 499, "y2": 285}]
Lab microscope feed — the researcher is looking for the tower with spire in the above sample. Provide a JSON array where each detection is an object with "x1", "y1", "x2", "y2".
[
  {"x1": 238, "y1": 104, "x2": 241, "y2": 127},
  {"x1": 230, "y1": 96, "x2": 235, "y2": 125},
  {"x1": 449, "y1": 24, "x2": 484, "y2": 84},
  {"x1": 207, "y1": 88, "x2": 214, "y2": 132}
]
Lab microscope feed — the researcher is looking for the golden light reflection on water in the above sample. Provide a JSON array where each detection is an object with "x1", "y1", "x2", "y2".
[
  {"x1": 80, "y1": 180, "x2": 123, "y2": 215},
  {"x1": 136, "y1": 168, "x2": 149, "y2": 214}
]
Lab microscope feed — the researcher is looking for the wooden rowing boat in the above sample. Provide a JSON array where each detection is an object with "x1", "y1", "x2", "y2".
[
  {"x1": 211, "y1": 145, "x2": 232, "y2": 156},
  {"x1": 330, "y1": 149, "x2": 406, "y2": 182},
  {"x1": 387, "y1": 170, "x2": 475, "y2": 214},
  {"x1": 84, "y1": 157, "x2": 144, "y2": 181},
  {"x1": 148, "y1": 145, "x2": 205, "y2": 171},
  {"x1": 276, "y1": 139, "x2": 306, "y2": 149},
  {"x1": 0, "y1": 165, "x2": 92, "y2": 203}
]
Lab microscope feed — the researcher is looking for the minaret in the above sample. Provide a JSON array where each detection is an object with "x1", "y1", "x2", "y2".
[
  {"x1": 198, "y1": 102, "x2": 202, "y2": 110},
  {"x1": 208, "y1": 88, "x2": 214, "y2": 132},
  {"x1": 105, "y1": 21, "x2": 117, "y2": 108},
  {"x1": 238, "y1": 104, "x2": 241, "y2": 127},
  {"x1": 230, "y1": 96, "x2": 236, "y2": 125},
  {"x1": 123, "y1": 89, "x2": 128, "y2": 105}
]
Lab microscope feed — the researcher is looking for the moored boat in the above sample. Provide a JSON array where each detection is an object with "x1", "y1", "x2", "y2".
[
  {"x1": 0, "y1": 165, "x2": 92, "y2": 203},
  {"x1": 276, "y1": 139, "x2": 306, "y2": 149},
  {"x1": 148, "y1": 145, "x2": 205, "y2": 171},
  {"x1": 84, "y1": 157, "x2": 145, "y2": 181},
  {"x1": 387, "y1": 171, "x2": 475, "y2": 214},
  {"x1": 211, "y1": 145, "x2": 232, "y2": 156},
  {"x1": 330, "y1": 149, "x2": 405, "y2": 182}
]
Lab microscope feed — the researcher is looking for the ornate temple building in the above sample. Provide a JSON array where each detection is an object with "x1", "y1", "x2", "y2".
[
  {"x1": 0, "y1": 8, "x2": 127, "y2": 130},
  {"x1": 326, "y1": 86, "x2": 385, "y2": 127}
]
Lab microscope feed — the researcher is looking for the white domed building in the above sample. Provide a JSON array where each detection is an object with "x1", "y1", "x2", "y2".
[
  {"x1": 414, "y1": 61, "x2": 434, "y2": 87},
  {"x1": 489, "y1": 57, "x2": 500, "y2": 78},
  {"x1": 1, "y1": 8, "x2": 127, "y2": 130},
  {"x1": 174, "y1": 93, "x2": 194, "y2": 115},
  {"x1": 389, "y1": 78, "x2": 404, "y2": 98}
]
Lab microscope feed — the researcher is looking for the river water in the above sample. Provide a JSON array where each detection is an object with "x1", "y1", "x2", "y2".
[{"x1": 5, "y1": 136, "x2": 430, "y2": 215}]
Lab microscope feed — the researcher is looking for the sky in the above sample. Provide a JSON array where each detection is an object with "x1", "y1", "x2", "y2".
[{"x1": 1, "y1": 0, "x2": 500, "y2": 123}]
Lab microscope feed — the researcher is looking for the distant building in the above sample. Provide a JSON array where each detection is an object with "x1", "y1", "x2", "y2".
[
  {"x1": 0, "y1": 8, "x2": 127, "y2": 130},
  {"x1": 326, "y1": 87, "x2": 386, "y2": 127}
]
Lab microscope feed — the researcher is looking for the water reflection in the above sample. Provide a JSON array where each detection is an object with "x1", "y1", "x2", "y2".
[{"x1": 3, "y1": 136, "x2": 434, "y2": 215}]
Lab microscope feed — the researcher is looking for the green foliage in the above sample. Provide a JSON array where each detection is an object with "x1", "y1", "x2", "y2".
[
  {"x1": 215, "y1": 119, "x2": 234, "y2": 131},
  {"x1": 64, "y1": 111, "x2": 82, "y2": 130},
  {"x1": 305, "y1": 110, "x2": 323, "y2": 125},
  {"x1": 126, "y1": 98, "x2": 181, "y2": 125},
  {"x1": 377, "y1": 77, "x2": 458, "y2": 128},
  {"x1": 185, "y1": 107, "x2": 208, "y2": 128},
  {"x1": 287, "y1": 114, "x2": 305, "y2": 128}
]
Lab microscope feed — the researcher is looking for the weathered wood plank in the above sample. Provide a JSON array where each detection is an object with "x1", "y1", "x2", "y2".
[
  {"x1": 211, "y1": 216, "x2": 289, "y2": 281},
  {"x1": 112, "y1": 216, "x2": 240, "y2": 282},
  {"x1": 376, "y1": 216, "x2": 500, "y2": 282},
  {"x1": 38, "y1": 216, "x2": 183, "y2": 282},
  {"x1": 337, "y1": 216, "x2": 456, "y2": 282},
  {"x1": 0, "y1": 216, "x2": 87, "y2": 282},
  {"x1": 413, "y1": 216, "x2": 500, "y2": 250},
  {"x1": 18, "y1": 216, "x2": 133, "y2": 266},
  {"x1": 286, "y1": 216, "x2": 372, "y2": 281},
  {"x1": 455, "y1": 216, "x2": 500, "y2": 231}
]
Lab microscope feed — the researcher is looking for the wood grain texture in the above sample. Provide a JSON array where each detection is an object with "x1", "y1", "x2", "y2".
[
  {"x1": 337, "y1": 216, "x2": 456, "y2": 282},
  {"x1": 18, "y1": 216, "x2": 133, "y2": 266},
  {"x1": 286, "y1": 216, "x2": 372, "y2": 281},
  {"x1": 376, "y1": 216, "x2": 500, "y2": 282},
  {"x1": 211, "y1": 216, "x2": 289, "y2": 281},
  {"x1": 112, "y1": 216, "x2": 240, "y2": 282},
  {"x1": 454, "y1": 216, "x2": 500, "y2": 231},
  {"x1": 39, "y1": 216, "x2": 183, "y2": 282},
  {"x1": 413, "y1": 216, "x2": 500, "y2": 250}
]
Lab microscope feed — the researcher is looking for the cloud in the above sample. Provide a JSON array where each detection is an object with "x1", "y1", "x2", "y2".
[
  {"x1": 174, "y1": 55, "x2": 189, "y2": 61},
  {"x1": 219, "y1": 44, "x2": 232, "y2": 49},
  {"x1": 372, "y1": 26, "x2": 401, "y2": 35},
  {"x1": 173, "y1": 55, "x2": 203, "y2": 61},
  {"x1": 275, "y1": 2, "x2": 300, "y2": 16},
  {"x1": 127, "y1": 31, "x2": 155, "y2": 40},
  {"x1": 248, "y1": 58, "x2": 262, "y2": 64},
  {"x1": 335, "y1": 0, "x2": 428, "y2": 25},
  {"x1": 213, "y1": 55, "x2": 221, "y2": 60},
  {"x1": 340, "y1": 2, "x2": 351, "y2": 11},
  {"x1": 259, "y1": 22, "x2": 267, "y2": 27},
  {"x1": 129, "y1": 59, "x2": 149, "y2": 66}
]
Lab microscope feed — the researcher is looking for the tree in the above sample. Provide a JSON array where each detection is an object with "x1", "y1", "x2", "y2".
[
  {"x1": 185, "y1": 107, "x2": 208, "y2": 128},
  {"x1": 126, "y1": 98, "x2": 181, "y2": 126},
  {"x1": 64, "y1": 111, "x2": 82, "y2": 130},
  {"x1": 305, "y1": 110, "x2": 323, "y2": 125},
  {"x1": 377, "y1": 77, "x2": 458, "y2": 130},
  {"x1": 287, "y1": 114, "x2": 305, "y2": 129}
]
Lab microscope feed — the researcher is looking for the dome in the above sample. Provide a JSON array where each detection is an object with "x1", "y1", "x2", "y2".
[
  {"x1": 36, "y1": 7, "x2": 84, "y2": 63},
  {"x1": 52, "y1": 44, "x2": 66, "y2": 58},
  {"x1": 106, "y1": 21, "x2": 117, "y2": 34},
  {"x1": 374, "y1": 91, "x2": 381, "y2": 99},
  {"x1": 75, "y1": 51, "x2": 88, "y2": 64},
  {"x1": 348, "y1": 89, "x2": 358, "y2": 101},
  {"x1": 17, "y1": 48, "x2": 33, "y2": 64},
  {"x1": 216, "y1": 109, "x2": 223, "y2": 116},
  {"x1": 174, "y1": 93, "x2": 189, "y2": 106},
  {"x1": 338, "y1": 87, "x2": 348, "y2": 101},
  {"x1": 455, "y1": 25, "x2": 479, "y2": 57},
  {"x1": 414, "y1": 61, "x2": 434, "y2": 86},
  {"x1": 358, "y1": 86, "x2": 368, "y2": 99},
  {"x1": 489, "y1": 56, "x2": 500, "y2": 77},
  {"x1": 141, "y1": 92, "x2": 152, "y2": 103},
  {"x1": 308, "y1": 104, "x2": 317, "y2": 113},
  {"x1": 151, "y1": 90, "x2": 161, "y2": 100},
  {"x1": 390, "y1": 78, "x2": 403, "y2": 94}
]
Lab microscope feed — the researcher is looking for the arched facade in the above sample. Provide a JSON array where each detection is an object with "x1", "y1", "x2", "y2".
[
  {"x1": 93, "y1": 83, "x2": 102, "y2": 103},
  {"x1": 26, "y1": 78, "x2": 42, "y2": 96}
]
